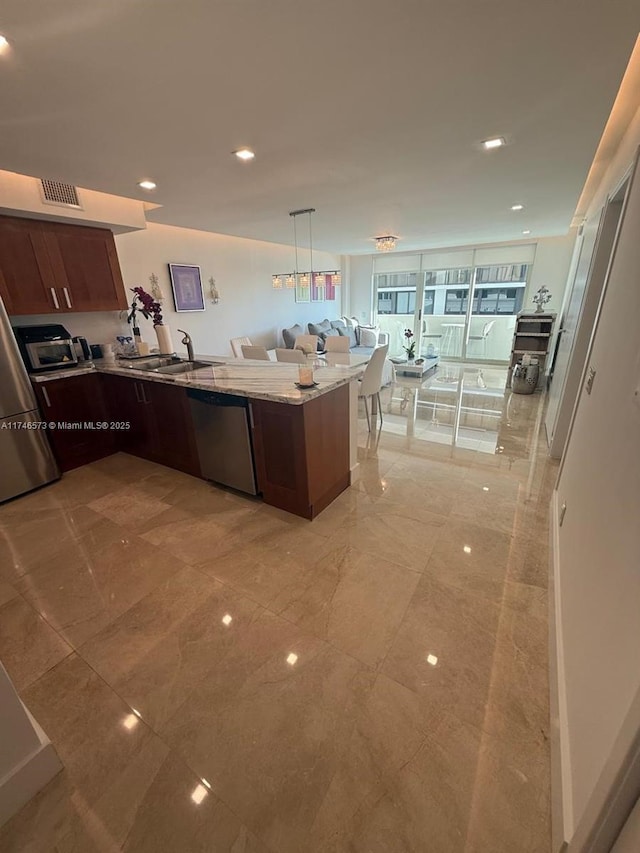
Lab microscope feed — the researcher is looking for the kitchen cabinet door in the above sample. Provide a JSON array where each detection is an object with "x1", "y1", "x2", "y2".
[
  {"x1": 43, "y1": 222, "x2": 127, "y2": 312},
  {"x1": 0, "y1": 217, "x2": 61, "y2": 315},
  {"x1": 100, "y1": 376, "x2": 199, "y2": 475},
  {"x1": 139, "y1": 380, "x2": 201, "y2": 476},
  {"x1": 34, "y1": 373, "x2": 115, "y2": 471},
  {"x1": 101, "y1": 374, "x2": 153, "y2": 458}
]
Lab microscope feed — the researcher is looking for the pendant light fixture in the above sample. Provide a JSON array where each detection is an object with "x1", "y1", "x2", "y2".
[{"x1": 272, "y1": 208, "x2": 341, "y2": 291}]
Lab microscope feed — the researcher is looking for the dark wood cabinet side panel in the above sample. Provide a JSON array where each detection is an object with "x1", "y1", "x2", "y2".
[
  {"x1": 251, "y1": 399, "x2": 310, "y2": 517},
  {"x1": 303, "y1": 383, "x2": 350, "y2": 509}
]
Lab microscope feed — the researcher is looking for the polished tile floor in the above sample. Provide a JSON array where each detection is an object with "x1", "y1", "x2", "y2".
[{"x1": 0, "y1": 364, "x2": 556, "y2": 852}]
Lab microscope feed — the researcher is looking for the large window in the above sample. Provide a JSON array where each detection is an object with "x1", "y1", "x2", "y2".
[
  {"x1": 444, "y1": 286, "x2": 525, "y2": 315},
  {"x1": 378, "y1": 287, "x2": 434, "y2": 315},
  {"x1": 373, "y1": 256, "x2": 532, "y2": 363}
]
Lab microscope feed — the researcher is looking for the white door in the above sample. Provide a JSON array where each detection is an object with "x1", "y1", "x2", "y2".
[
  {"x1": 553, "y1": 149, "x2": 640, "y2": 849},
  {"x1": 546, "y1": 183, "x2": 628, "y2": 458}
]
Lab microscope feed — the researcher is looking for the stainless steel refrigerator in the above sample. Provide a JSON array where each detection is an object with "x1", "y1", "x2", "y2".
[{"x1": 0, "y1": 296, "x2": 60, "y2": 502}]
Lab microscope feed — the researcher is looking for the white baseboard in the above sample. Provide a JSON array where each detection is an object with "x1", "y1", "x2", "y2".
[
  {"x1": 349, "y1": 461, "x2": 360, "y2": 484},
  {"x1": 549, "y1": 489, "x2": 572, "y2": 852},
  {"x1": 0, "y1": 726, "x2": 62, "y2": 829}
]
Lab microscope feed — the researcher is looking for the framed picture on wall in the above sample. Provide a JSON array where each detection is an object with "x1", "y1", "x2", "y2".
[{"x1": 168, "y1": 264, "x2": 206, "y2": 312}]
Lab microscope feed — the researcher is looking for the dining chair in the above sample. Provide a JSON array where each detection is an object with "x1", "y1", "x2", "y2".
[
  {"x1": 358, "y1": 344, "x2": 389, "y2": 432},
  {"x1": 275, "y1": 348, "x2": 306, "y2": 363},
  {"x1": 468, "y1": 319, "x2": 496, "y2": 358},
  {"x1": 324, "y1": 335, "x2": 350, "y2": 353},
  {"x1": 230, "y1": 336, "x2": 252, "y2": 357},
  {"x1": 294, "y1": 334, "x2": 319, "y2": 354},
  {"x1": 241, "y1": 344, "x2": 270, "y2": 360}
]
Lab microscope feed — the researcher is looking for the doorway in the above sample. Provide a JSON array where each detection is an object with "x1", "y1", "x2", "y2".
[{"x1": 545, "y1": 176, "x2": 629, "y2": 458}]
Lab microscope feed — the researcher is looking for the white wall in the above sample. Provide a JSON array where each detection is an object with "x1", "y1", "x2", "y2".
[
  {"x1": 0, "y1": 170, "x2": 148, "y2": 233},
  {"x1": 0, "y1": 663, "x2": 61, "y2": 827},
  {"x1": 524, "y1": 233, "x2": 577, "y2": 315},
  {"x1": 115, "y1": 223, "x2": 342, "y2": 356},
  {"x1": 10, "y1": 222, "x2": 343, "y2": 357},
  {"x1": 347, "y1": 254, "x2": 374, "y2": 323}
]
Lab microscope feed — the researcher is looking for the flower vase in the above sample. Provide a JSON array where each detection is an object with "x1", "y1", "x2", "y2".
[{"x1": 155, "y1": 325, "x2": 174, "y2": 354}]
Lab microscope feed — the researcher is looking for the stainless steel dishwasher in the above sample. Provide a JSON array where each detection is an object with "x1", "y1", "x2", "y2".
[{"x1": 187, "y1": 389, "x2": 258, "y2": 495}]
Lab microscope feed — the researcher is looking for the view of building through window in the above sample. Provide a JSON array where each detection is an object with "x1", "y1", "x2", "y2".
[{"x1": 374, "y1": 263, "x2": 530, "y2": 361}]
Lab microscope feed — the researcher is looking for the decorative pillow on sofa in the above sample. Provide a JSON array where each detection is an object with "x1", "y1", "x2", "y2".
[
  {"x1": 320, "y1": 328, "x2": 340, "y2": 345},
  {"x1": 337, "y1": 324, "x2": 357, "y2": 348},
  {"x1": 359, "y1": 326, "x2": 379, "y2": 348},
  {"x1": 308, "y1": 319, "x2": 332, "y2": 336},
  {"x1": 330, "y1": 319, "x2": 347, "y2": 333},
  {"x1": 282, "y1": 323, "x2": 304, "y2": 349}
]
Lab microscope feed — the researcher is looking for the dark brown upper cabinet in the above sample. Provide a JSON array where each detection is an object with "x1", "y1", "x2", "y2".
[{"x1": 0, "y1": 215, "x2": 127, "y2": 315}]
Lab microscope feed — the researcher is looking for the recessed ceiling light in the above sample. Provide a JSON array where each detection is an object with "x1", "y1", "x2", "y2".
[
  {"x1": 233, "y1": 148, "x2": 255, "y2": 161},
  {"x1": 511, "y1": 204, "x2": 524, "y2": 211},
  {"x1": 426, "y1": 654, "x2": 438, "y2": 666},
  {"x1": 481, "y1": 136, "x2": 506, "y2": 150},
  {"x1": 463, "y1": 545, "x2": 472, "y2": 554},
  {"x1": 522, "y1": 229, "x2": 531, "y2": 235},
  {"x1": 0, "y1": 35, "x2": 9, "y2": 52},
  {"x1": 137, "y1": 180, "x2": 157, "y2": 191}
]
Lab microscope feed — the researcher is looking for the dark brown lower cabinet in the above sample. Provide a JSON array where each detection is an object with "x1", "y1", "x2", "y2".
[
  {"x1": 33, "y1": 373, "x2": 115, "y2": 472},
  {"x1": 33, "y1": 371, "x2": 348, "y2": 517},
  {"x1": 250, "y1": 383, "x2": 350, "y2": 519},
  {"x1": 101, "y1": 374, "x2": 200, "y2": 476}
]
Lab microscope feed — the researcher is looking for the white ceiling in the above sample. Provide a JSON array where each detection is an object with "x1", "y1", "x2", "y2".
[{"x1": 0, "y1": 1, "x2": 638, "y2": 254}]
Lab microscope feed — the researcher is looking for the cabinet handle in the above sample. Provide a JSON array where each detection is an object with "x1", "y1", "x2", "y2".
[
  {"x1": 42, "y1": 386, "x2": 51, "y2": 408},
  {"x1": 134, "y1": 382, "x2": 142, "y2": 403},
  {"x1": 248, "y1": 402, "x2": 255, "y2": 429},
  {"x1": 63, "y1": 287, "x2": 72, "y2": 309},
  {"x1": 140, "y1": 383, "x2": 148, "y2": 404},
  {"x1": 50, "y1": 288, "x2": 60, "y2": 310}
]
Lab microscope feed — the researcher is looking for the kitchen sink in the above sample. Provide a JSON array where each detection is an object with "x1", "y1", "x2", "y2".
[
  {"x1": 117, "y1": 356, "x2": 213, "y2": 374},
  {"x1": 155, "y1": 360, "x2": 211, "y2": 374},
  {"x1": 118, "y1": 356, "x2": 178, "y2": 371}
]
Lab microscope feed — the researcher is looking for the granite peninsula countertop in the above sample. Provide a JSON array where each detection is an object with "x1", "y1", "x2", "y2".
[{"x1": 30, "y1": 355, "x2": 368, "y2": 405}]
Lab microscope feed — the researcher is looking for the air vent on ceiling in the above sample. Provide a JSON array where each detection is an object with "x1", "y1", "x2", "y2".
[{"x1": 39, "y1": 179, "x2": 82, "y2": 209}]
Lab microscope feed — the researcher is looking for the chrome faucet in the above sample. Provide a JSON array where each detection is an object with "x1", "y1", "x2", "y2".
[{"x1": 177, "y1": 329, "x2": 194, "y2": 362}]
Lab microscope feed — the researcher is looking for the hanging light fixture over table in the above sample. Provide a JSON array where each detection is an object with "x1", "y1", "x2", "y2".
[{"x1": 272, "y1": 208, "x2": 341, "y2": 290}]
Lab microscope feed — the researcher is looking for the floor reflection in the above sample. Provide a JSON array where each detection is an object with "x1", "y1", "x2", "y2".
[{"x1": 382, "y1": 361, "x2": 545, "y2": 464}]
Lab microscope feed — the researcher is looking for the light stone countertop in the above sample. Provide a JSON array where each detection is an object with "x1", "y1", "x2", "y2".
[{"x1": 30, "y1": 355, "x2": 368, "y2": 405}]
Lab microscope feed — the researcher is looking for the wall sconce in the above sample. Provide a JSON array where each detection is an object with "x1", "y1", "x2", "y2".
[
  {"x1": 209, "y1": 277, "x2": 220, "y2": 304},
  {"x1": 149, "y1": 272, "x2": 163, "y2": 302}
]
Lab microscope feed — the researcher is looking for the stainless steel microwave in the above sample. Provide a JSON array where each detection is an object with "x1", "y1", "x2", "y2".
[{"x1": 12, "y1": 324, "x2": 79, "y2": 372}]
